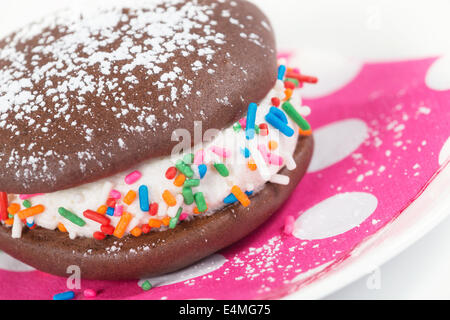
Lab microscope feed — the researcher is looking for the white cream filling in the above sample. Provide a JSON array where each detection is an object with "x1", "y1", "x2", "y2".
[{"x1": 7, "y1": 80, "x2": 309, "y2": 239}]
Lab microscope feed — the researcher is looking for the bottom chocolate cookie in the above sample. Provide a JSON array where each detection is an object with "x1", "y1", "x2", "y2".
[{"x1": 0, "y1": 135, "x2": 313, "y2": 280}]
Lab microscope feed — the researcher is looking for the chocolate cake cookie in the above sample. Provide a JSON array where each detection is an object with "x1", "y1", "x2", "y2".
[
  {"x1": 0, "y1": 0, "x2": 277, "y2": 194},
  {"x1": 0, "y1": 0, "x2": 317, "y2": 279}
]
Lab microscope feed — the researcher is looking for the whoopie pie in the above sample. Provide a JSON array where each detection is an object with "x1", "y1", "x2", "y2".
[{"x1": 0, "y1": 0, "x2": 315, "y2": 280}]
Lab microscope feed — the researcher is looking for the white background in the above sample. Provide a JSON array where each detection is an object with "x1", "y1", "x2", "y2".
[{"x1": 0, "y1": 0, "x2": 449, "y2": 299}]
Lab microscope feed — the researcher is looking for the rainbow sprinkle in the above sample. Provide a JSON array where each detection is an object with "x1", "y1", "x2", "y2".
[
  {"x1": 125, "y1": 170, "x2": 142, "y2": 185},
  {"x1": 245, "y1": 102, "x2": 258, "y2": 140},
  {"x1": 53, "y1": 291, "x2": 75, "y2": 301},
  {"x1": 139, "y1": 185, "x2": 150, "y2": 212},
  {"x1": 58, "y1": 207, "x2": 86, "y2": 227},
  {"x1": 277, "y1": 64, "x2": 287, "y2": 80}
]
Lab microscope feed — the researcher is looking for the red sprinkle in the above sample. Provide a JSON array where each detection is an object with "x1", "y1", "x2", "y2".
[
  {"x1": 0, "y1": 192, "x2": 8, "y2": 221},
  {"x1": 101, "y1": 225, "x2": 115, "y2": 235},
  {"x1": 93, "y1": 231, "x2": 106, "y2": 240},
  {"x1": 259, "y1": 123, "x2": 269, "y2": 136},
  {"x1": 165, "y1": 167, "x2": 178, "y2": 180},
  {"x1": 271, "y1": 97, "x2": 280, "y2": 107},
  {"x1": 284, "y1": 81, "x2": 296, "y2": 90},
  {"x1": 142, "y1": 224, "x2": 151, "y2": 234},
  {"x1": 285, "y1": 71, "x2": 318, "y2": 84},
  {"x1": 106, "y1": 198, "x2": 116, "y2": 208},
  {"x1": 149, "y1": 203, "x2": 159, "y2": 216},
  {"x1": 83, "y1": 210, "x2": 111, "y2": 226}
]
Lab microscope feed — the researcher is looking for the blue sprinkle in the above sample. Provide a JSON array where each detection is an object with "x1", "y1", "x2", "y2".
[
  {"x1": 223, "y1": 191, "x2": 253, "y2": 204},
  {"x1": 106, "y1": 207, "x2": 115, "y2": 216},
  {"x1": 198, "y1": 164, "x2": 207, "y2": 179},
  {"x1": 240, "y1": 147, "x2": 251, "y2": 158},
  {"x1": 277, "y1": 65, "x2": 287, "y2": 80},
  {"x1": 139, "y1": 185, "x2": 150, "y2": 212},
  {"x1": 269, "y1": 106, "x2": 288, "y2": 124},
  {"x1": 245, "y1": 102, "x2": 258, "y2": 140},
  {"x1": 223, "y1": 193, "x2": 237, "y2": 204},
  {"x1": 53, "y1": 291, "x2": 75, "y2": 300},
  {"x1": 265, "y1": 113, "x2": 294, "y2": 137},
  {"x1": 26, "y1": 222, "x2": 35, "y2": 228}
]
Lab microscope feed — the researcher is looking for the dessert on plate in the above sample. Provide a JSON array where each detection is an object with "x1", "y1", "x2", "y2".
[{"x1": 0, "y1": 0, "x2": 316, "y2": 279}]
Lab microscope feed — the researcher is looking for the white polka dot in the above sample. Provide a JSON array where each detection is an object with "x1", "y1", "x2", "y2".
[
  {"x1": 289, "y1": 48, "x2": 362, "y2": 99},
  {"x1": 439, "y1": 137, "x2": 450, "y2": 166},
  {"x1": 0, "y1": 251, "x2": 35, "y2": 272},
  {"x1": 426, "y1": 55, "x2": 450, "y2": 91},
  {"x1": 293, "y1": 192, "x2": 378, "y2": 240},
  {"x1": 308, "y1": 119, "x2": 368, "y2": 173},
  {"x1": 138, "y1": 254, "x2": 227, "y2": 288}
]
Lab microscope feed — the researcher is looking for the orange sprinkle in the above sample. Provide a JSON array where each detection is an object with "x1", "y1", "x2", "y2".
[
  {"x1": 123, "y1": 190, "x2": 137, "y2": 205},
  {"x1": 162, "y1": 190, "x2": 177, "y2": 207},
  {"x1": 247, "y1": 159, "x2": 258, "y2": 171},
  {"x1": 130, "y1": 227, "x2": 142, "y2": 237},
  {"x1": 97, "y1": 205, "x2": 107, "y2": 215},
  {"x1": 299, "y1": 128, "x2": 312, "y2": 136},
  {"x1": 58, "y1": 223, "x2": 67, "y2": 233},
  {"x1": 173, "y1": 173, "x2": 186, "y2": 187},
  {"x1": 162, "y1": 217, "x2": 171, "y2": 227},
  {"x1": 113, "y1": 212, "x2": 133, "y2": 239},
  {"x1": 18, "y1": 205, "x2": 45, "y2": 220},
  {"x1": 149, "y1": 219, "x2": 162, "y2": 228},
  {"x1": 7, "y1": 203, "x2": 20, "y2": 215},
  {"x1": 284, "y1": 89, "x2": 293, "y2": 101},
  {"x1": 231, "y1": 186, "x2": 251, "y2": 207},
  {"x1": 4, "y1": 218, "x2": 14, "y2": 226},
  {"x1": 194, "y1": 204, "x2": 208, "y2": 215},
  {"x1": 268, "y1": 140, "x2": 278, "y2": 151}
]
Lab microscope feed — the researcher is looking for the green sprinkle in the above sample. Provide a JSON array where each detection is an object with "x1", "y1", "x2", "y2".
[
  {"x1": 194, "y1": 192, "x2": 207, "y2": 213},
  {"x1": 183, "y1": 153, "x2": 194, "y2": 165},
  {"x1": 285, "y1": 78, "x2": 299, "y2": 87},
  {"x1": 141, "y1": 280, "x2": 153, "y2": 291},
  {"x1": 58, "y1": 207, "x2": 86, "y2": 227},
  {"x1": 176, "y1": 160, "x2": 194, "y2": 178},
  {"x1": 182, "y1": 186, "x2": 194, "y2": 205},
  {"x1": 233, "y1": 122, "x2": 242, "y2": 132},
  {"x1": 255, "y1": 125, "x2": 260, "y2": 135},
  {"x1": 184, "y1": 179, "x2": 200, "y2": 188},
  {"x1": 169, "y1": 207, "x2": 183, "y2": 229},
  {"x1": 8, "y1": 214, "x2": 14, "y2": 219},
  {"x1": 22, "y1": 200, "x2": 32, "y2": 208},
  {"x1": 282, "y1": 101, "x2": 311, "y2": 131},
  {"x1": 214, "y1": 163, "x2": 229, "y2": 177}
]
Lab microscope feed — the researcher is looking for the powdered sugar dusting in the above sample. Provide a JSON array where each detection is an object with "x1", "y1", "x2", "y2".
[{"x1": 1, "y1": 0, "x2": 222, "y2": 119}]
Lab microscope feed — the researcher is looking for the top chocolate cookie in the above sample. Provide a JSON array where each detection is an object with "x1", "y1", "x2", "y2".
[{"x1": 0, "y1": 0, "x2": 277, "y2": 194}]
